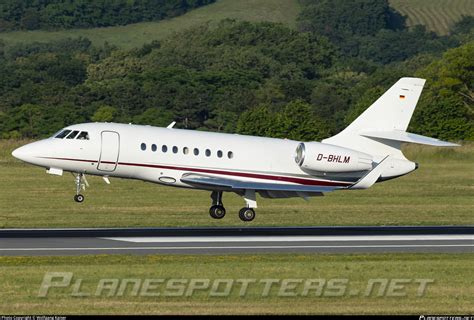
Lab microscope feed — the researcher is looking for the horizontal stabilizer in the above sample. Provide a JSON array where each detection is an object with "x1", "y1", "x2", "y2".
[{"x1": 360, "y1": 130, "x2": 460, "y2": 147}]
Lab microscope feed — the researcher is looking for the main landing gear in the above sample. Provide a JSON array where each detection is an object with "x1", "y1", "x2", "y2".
[
  {"x1": 239, "y1": 190, "x2": 257, "y2": 222},
  {"x1": 209, "y1": 191, "x2": 226, "y2": 219},
  {"x1": 73, "y1": 173, "x2": 88, "y2": 203},
  {"x1": 209, "y1": 190, "x2": 257, "y2": 222}
]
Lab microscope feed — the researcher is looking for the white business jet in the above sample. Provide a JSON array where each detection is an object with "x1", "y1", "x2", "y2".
[{"x1": 12, "y1": 78, "x2": 458, "y2": 222}]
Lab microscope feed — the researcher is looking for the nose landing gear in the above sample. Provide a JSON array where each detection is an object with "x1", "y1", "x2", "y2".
[{"x1": 73, "y1": 173, "x2": 87, "y2": 203}]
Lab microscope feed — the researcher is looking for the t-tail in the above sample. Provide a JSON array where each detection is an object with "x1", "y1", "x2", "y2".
[{"x1": 322, "y1": 77, "x2": 459, "y2": 185}]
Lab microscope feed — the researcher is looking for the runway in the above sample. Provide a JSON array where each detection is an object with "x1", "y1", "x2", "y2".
[{"x1": 0, "y1": 226, "x2": 472, "y2": 256}]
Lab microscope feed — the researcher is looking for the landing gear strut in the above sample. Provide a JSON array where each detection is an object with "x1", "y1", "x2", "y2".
[
  {"x1": 209, "y1": 191, "x2": 226, "y2": 219},
  {"x1": 73, "y1": 173, "x2": 86, "y2": 203},
  {"x1": 238, "y1": 189, "x2": 257, "y2": 222}
]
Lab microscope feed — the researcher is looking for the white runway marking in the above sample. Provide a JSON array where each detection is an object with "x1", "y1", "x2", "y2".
[
  {"x1": 0, "y1": 244, "x2": 472, "y2": 252},
  {"x1": 101, "y1": 235, "x2": 474, "y2": 243}
]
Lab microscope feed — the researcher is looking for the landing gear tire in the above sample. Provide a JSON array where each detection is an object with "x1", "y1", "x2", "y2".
[
  {"x1": 209, "y1": 205, "x2": 226, "y2": 219},
  {"x1": 239, "y1": 207, "x2": 255, "y2": 222},
  {"x1": 74, "y1": 194, "x2": 85, "y2": 203}
]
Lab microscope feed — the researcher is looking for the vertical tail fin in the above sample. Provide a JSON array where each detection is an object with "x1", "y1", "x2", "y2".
[
  {"x1": 322, "y1": 78, "x2": 426, "y2": 158},
  {"x1": 341, "y1": 77, "x2": 425, "y2": 133},
  {"x1": 323, "y1": 77, "x2": 459, "y2": 158}
]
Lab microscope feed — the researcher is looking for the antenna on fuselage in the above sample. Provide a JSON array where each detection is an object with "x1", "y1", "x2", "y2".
[{"x1": 167, "y1": 121, "x2": 176, "y2": 129}]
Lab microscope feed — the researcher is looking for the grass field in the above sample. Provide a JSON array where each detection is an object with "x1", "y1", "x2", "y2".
[
  {"x1": 0, "y1": 139, "x2": 472, "y2": 228},
  {"x1": 0, "y1": 0, "x2": 301, "y2": 50},
  {"x1": 390, "y1": 0, "x2": 474, "y2": 35},
  {"x1": 0, "y1": 253, "x2": 472, "y2": 314},
  {"x1": 0, "y1": 140, "x2": 472, "y2": 314}
]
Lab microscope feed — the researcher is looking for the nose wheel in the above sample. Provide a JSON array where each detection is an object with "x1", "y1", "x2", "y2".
[{"x1": 74, "y1": 194, "x2": 85, "y2": 203}]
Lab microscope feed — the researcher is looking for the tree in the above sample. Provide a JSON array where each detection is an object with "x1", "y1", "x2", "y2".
[
  {"x1": 236, "y1": 105, "x2": 279, "y2": 137},
  {"x1": 411, "y1": 41, "x2": 474, "y2": 140},
  {"x1": 20, "y1": 9, "x2": 40, "y2": 30},
  {"x1": 297, "y1": 0, "x2": 404, "y2": 57},
  {"x1": 275, "y1": 100, "x2": 330, "y2": 141},
  {"x1": 237, "y1": 101, "x2": 330, "y2": 141},
  {"x1": 133, "y1": 108, "x2": 174, "y2": 127},
  {"x1": 91, "y1": 105, "x2": 117, "y2": 122},
  {"x1": 0, "y1": 0, "x2": 217, "y2": 31},
  {"x1": 14, "y1": 104, "x2": 44, "y2": 138}
]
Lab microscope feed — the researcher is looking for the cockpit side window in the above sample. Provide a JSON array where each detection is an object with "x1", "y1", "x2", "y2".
[
  {"x1": 66, "y1": 130, "x2": 79, "y2": 139},
  {"x1": 76, "y1": 131, "x2": 89, "y2": 140},
  {"x1": 55, "y1": 130, "x2": 71, "y2": 139}
]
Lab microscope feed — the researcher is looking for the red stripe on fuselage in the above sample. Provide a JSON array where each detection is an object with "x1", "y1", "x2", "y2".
[{"x1": 40, "y1": 157, "x2": 352, "y2": 187}]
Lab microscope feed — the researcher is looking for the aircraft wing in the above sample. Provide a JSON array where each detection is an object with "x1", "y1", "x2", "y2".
[{"x1": 180, "y1": 173, "x2": 346, "y2": 194}]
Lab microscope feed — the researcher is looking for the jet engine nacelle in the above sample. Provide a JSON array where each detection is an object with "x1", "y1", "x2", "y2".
[{"x1": 295, "y1": 142, "x2": 373, "y2": 173}]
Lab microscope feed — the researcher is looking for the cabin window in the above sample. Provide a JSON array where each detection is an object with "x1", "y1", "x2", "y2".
[
  {"x1": 66, "y1": 130, "x2": 79, "y2": 139},
  {"x1": 194, "y1": 148, "x2": 199, "y2": 156},
  {"x1": 55, "y1": 130, "x2": 71, "y2": 139},
  {"x1": 151, "y1": 144, "x2": 157, "y2": 152},
  {"x1": 173, "y1": 146, "x2": 178, "y2": 154},
  {"x1": 228, "y1": 151, "x2": 234, "y2": 159},
  {"x1": 205, "y1": 149, "x2": 211, "y2": 157},
  {"x1": 76, "y1": 131, "x2": 89, "y2": 140},
  {"x1": 162, "y1": 145, "x2": 168, "y2": 153},
  {"x1": 217, "y1": 150, "x2": 223, "y2": 158},
  {"x1": 141, "y1": 143, "x2": 146, "y2": 151},
  {"x1": 183, "y1": 147, "x2": 189, "y2": 155}
]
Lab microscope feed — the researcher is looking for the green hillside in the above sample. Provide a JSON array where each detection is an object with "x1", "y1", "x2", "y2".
[
  {"x1": 0, "y1": 0, "x2": 471, "y2": 49},
  {"x1": 0, "y1": 0, "x2": 301, "y2": 49},
  {"x1": 390, "y1": 0, "x2": 474, "y2": 35}
]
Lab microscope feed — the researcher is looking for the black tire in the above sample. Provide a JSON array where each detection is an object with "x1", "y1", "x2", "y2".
[
  {"x1": 74, "y1": 194, "x2": 85, "y2": 203},
  {"x1": 239, "y1": 207, "x2": 255, "y2": 222},
  {"x1": 209, "y1": 205, "x2": 226, "y2": 219}
]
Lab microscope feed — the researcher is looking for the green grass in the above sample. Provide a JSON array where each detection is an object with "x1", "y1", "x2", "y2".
[
  {"x1": 0, "y1": 140, "x2": 472, "y2": 314},
  {"x1": 390, "y1": 0, "x2": 474, "y2": 35},
  {"x1": 0, "y1": 0, "x2": 301, "y2": 50},
  {"x1": 0, "y1": 140, "x2": 472, "y2": 228},
  {"x1": 0, "y1": 253, "x2": 472, "y2": 314}
]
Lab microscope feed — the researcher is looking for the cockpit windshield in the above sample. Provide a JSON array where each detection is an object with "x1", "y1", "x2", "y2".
[
  {"x1": 77, "y1": 131, "x2": 89, "y2": 140},
  {"x1": 55, "y1": 130, "x2": 71, "y2": 139},
  {"x1": 66, "y1": 130, "x2": 79, "y2": 139},
  {"x1": 54, "y1": 129, "x2": 89, "y2": 140}
]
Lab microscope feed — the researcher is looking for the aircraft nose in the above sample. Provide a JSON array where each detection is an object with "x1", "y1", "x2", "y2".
[{"x1": 12, "y1": 145, "x2": 32, "y2": 162}]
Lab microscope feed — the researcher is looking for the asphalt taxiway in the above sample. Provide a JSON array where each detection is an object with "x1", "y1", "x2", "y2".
[{"x1": 0, "y1": 226, "x2": 472, "y2": 256}]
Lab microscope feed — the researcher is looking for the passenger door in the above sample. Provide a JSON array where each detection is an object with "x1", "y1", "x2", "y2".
[{"x1": 97, "y1": 131, "x2": 120, "y2": 172}]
